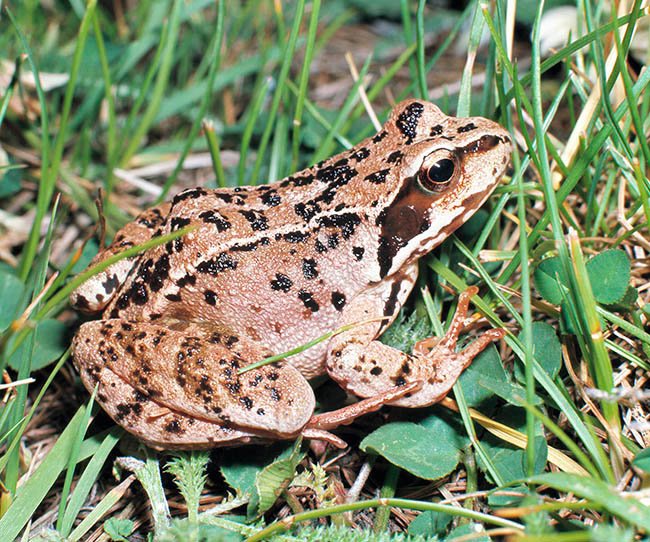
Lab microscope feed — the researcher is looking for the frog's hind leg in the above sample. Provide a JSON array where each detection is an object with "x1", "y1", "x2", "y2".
[
  {"x1": 87, "y1": 362, "x2": 256, "y2": 449},
  {"x1": 72, "y1": 318, "x2": 315, "y2": 447},
  {"x1": 71, "y1": 203, "x2": 171, "y2": 313},
  {"x1": 327, "y1": 278, "x2": 505, "y2": 408}
]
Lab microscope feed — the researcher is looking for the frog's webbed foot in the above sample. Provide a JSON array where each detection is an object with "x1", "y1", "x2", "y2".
[
  {"x1": 327, "y1": 286, "x2": 505, "y2": 408},
  {"x1": 413, "y1": 285, "x2": 506, "y2": 374},
  {"x1": 72, "y1": 318, "x2": 315, "y2": 449}
]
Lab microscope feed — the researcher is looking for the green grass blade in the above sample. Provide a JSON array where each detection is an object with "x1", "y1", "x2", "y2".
[
  {"x1": 157, "y1": 0, "x2": 225, "y2": 202},
  {"x1": 0, "y1": 408, "x2": 85, "y2": 541},
  {"x1": 120, "y1": 0, "x2": 183, "y2": 166},
  {"x1": 291, "y1": 0, "x2": 321, "y2": 172},
  {"x1": 248, "y1": 0, "x2": 306, "y2": 185},
  {"x1": 528, "y1": 472, "x2": 650, "y2": 531},
  {"x1": 59, "y1": 429, "x2": 121, "y2": 537}
]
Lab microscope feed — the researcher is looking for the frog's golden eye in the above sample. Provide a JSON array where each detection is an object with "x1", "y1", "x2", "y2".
[{"x1": 418, "y1": 150, "x2": 460, "y2": 193}]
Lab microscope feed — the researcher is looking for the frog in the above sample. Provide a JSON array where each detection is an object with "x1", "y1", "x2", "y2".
[{"x1": 70, "y1": 99, "x2": 512, "y2": 450}]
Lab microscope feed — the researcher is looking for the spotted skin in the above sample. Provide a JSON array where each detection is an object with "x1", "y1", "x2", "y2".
[{"x1": 71, "y1": 99, "x2": 512, "y2": 449}]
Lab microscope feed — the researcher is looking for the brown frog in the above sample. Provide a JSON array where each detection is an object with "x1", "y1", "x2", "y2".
[{"x1": 71, "y1": 99, "x2": 511, "y2": 449}]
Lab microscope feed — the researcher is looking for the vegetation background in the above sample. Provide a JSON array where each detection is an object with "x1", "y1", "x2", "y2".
[{"x1": 1, "y1": 0, "x2": 650, "y2": 540}]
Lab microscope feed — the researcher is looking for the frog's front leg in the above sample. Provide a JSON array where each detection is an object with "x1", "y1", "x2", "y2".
[
  {"x1": 327, "y1": 271, "x2": 505, "y2": 408},
  {"x1": 71, "y1": 203, "x2": 171, "y2": 313},
  {"x1": 72, "y1": 318, "x2": 315, "y2": 448}
]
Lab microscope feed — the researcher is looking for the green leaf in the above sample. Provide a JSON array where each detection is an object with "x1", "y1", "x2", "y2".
[
  {"x1": 71, "y1": 239, "x2": 100, "y2": 274},
  {"x1": 159, "y1": 521, "x2": 244, "y2": 542},
  {"x1": 447, "y1": 523, "x2": 490, "y2": 541},
  {"x1": 0, "y1": 153, "x2": 23, "y2": 198},
  {"x1": 0, "y1": 408, "x2": 87, "y2": 540},
  {"x1": 603, "y1": 285, "x2": 637, "y2": 312},
  {"x1": 515, "y1": 321, "x2": 562, "y2": 381},
  {"x1": 586, "y1": 249, "x2": 630, "y2": 304},
  {"x1": 254, "y1": 438, "x2": 304, "y2": 515},
  {"x1": 457, "y1": 346, "x2": 507, "y2": 408},
  {"x1": 457, "y1": 208, "x2": 489, "y2": 240},
  {"x1": 221, "y1": 445, "x2": 286, "y2": 498},
  {"x1": 476, "y1": 375, "x2": 542, "y2": 406},
  {"x1": 632, "y1": 447, "x2": 650, "y2": 473},
  {"x1": 533, "y1": 256, "x2": 567, "y2": 305},
  {"x1": 103, "y1": 518, "x2": 134, "y2": 541},
  {"x1": 479, "y1": 407, "x2": 547, "y2": 484},
  {"x1": 407, "y1": 509, "x2": 453, "y2": 537},
  {"x1": 361, "y1": 421, "x2": 461, "y2": 480},
  {"x1": 0, "y1": 269, "x2": 25, "y2": 331},
  {"x1": 591, "y1": 525, "x2": 635, "y2": 542},
  {"x1": 527, "y1": 472, "x2": 650, "y2": 531},
  {"x1": 8, "y1": 319, "x2": 68, "y2": 371}
]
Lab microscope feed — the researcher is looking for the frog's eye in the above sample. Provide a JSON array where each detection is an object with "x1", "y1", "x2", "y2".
[{"x1": 418, "y1": 150, "x2": 460, "y2": 193}]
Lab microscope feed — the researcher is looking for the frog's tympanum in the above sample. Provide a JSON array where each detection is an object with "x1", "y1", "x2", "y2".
[{"x1": 71, "y1": 100, "x2": 512, "y2": 449}]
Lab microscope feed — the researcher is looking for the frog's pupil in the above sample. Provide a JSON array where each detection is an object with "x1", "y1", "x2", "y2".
[{"x1": 428, "y1": 159, "x2": 454, "y2": 183}]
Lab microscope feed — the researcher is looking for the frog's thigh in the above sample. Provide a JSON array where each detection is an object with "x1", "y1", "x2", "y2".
[
  {"x1": 72, "y1": 319, "x2": 315, "y2": 437},
  {"x1": 71, "y1": 203, "x2": 172, "y2": 313},
  {"x1": 89, "y1": 363, "x2": 256, "y2": 449}
]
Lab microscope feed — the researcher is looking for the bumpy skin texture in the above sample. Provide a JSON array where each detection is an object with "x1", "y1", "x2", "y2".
[{"x1": 71, "y1": 99, "x2": 512, "y2": 449}]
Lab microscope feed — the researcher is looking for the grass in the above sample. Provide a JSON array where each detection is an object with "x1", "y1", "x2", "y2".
[{"x1": 1, "y1": 0, "x2": 650, "y2": 540}]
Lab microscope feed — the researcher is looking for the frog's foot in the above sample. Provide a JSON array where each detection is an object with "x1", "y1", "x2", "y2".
[
  {"x1": 72, "y1": 318, "x2": 316, "y2": 448},
  {"x1": 413, "y1": 286, "x2": 507, "y2": 364},
  {"x1": 301, "y1": 381, "x2": 422, "y2": 449},
  {"x1": 327, "y1": 286, "x2": 505, "y2": 408}
]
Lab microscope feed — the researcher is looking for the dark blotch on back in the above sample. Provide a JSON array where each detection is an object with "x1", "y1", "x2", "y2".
[
  {"x1": 204, "y1": 290, "x2": 218, "y2": 305},
  {"x1": 350, "y1": 147, "x2": 370, "y2": 162},
  {"x1": 260, "y1": 190, "x2": 281, "y2": 207},
  {"x1": 149, "y1": 254, "x2": 170, "y2": 292},
  {"x1": 396, "y1": 101, "x2": 424, "y2": 144},
  {"x1": 298, "y1": 290, "x2": 319, "y2": 312},
  {"x1": 294, "y1": 202, "x2": 321, "y2": 222},
  {"x1": 317, "y1": 212, "x2": 361, "y2": 239},
  {"x1": 331, "y1": 291, "x2": 346, "y2": 311},
  {"x1": 238, "y1": 209, "x2": 268, "y2": 231},
  {"x1": 457, "y1": 122, "x2": 477, "y2": 133},
  {"x1": 170, "y1": 217, "x2": 190, "y2": 231},
  {"x1": 196, "y1": 252, "x2": 238, "y2": 275},
  {"x1": 231, "y1": 237, "x2": 270, "y2": 252},
  {"x1": 270, "y1": 273, "x2": 293, "y2": 292},
  {"x1": 461, "y1": 134, "x2": 502, "y2": 154},
  {"x1": 284, "y1": 231, "x2": 310, "y2": 243},
  {"x1": 365, "y1": 169, "x2": 390, "y2": 184},
  {"x1": 199, "y1": 210, "x2": 231, "y2": 232},
  {"x1": 302, "y1": 258, "x2": 318, "y2": 279},
  {"x1": 172, "y1": 187, "x2": 207, "y2": 205},
  {"x1": 386, "y1": 151, "x2": 403, "y2": 164}
]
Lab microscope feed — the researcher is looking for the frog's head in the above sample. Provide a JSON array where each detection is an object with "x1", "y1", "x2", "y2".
[{"x1": 375, "y1": 99, "x2": 512, "y2": 278}]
